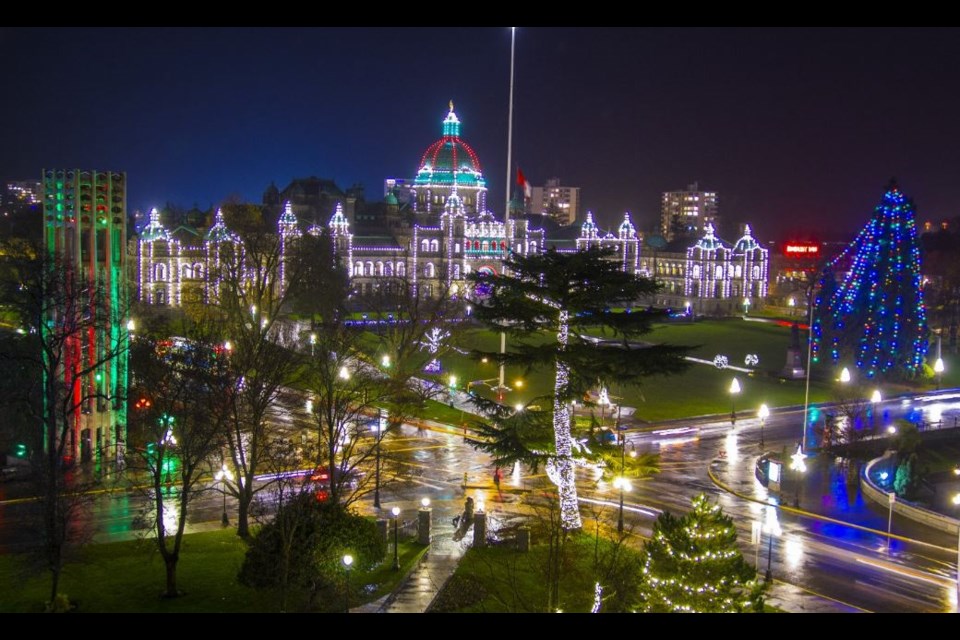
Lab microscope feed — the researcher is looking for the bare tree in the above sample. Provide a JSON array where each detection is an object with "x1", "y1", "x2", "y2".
[
  {"x1": 300, "y1": 319, "x2": 388, "y2": 509},
  {"x1": 127, "y1": 315, "x2": 229, "y2": 598},
  {"x1": 208, "y1": 215, "x2": 304, "y2": 538},
  {"x1": 361, "y1": 273, "x2": 469, "y2": 504},
  {"x1": 0, "y1": 238, "x2": 129, "y2": 607}
]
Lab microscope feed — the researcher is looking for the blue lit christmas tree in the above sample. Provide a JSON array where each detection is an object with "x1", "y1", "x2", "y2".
[{"x1": 812, "y1": 181, "x2": 928, "y2": 379}]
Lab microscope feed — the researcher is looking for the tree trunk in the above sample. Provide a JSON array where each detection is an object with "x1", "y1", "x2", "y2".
[
  {"x1": 237, "y1": 489, "x2": 251, "y2": 538},
  {"x1": 552, "y1": 310, "x2": 582, "y2": 530},
  {"x1": 48, "y1": 554, "x2": 61, "y2": 605},
  {"x1": 164, "y1": 555, "x2": 179, "y2": 598}
]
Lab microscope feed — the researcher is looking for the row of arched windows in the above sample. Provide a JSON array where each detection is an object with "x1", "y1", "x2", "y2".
[
  {"x1": 153, "y1": 262, "x2": 204, "y2": 282},
  {"x1": 353, "y1": 261, "x2": 407, "y2": 278},
  {"x1": 690, "y1": 264, "x2": 762, "y2": 280}
]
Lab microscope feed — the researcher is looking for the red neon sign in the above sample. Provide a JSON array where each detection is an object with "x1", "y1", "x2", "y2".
[{"x1": 784, "y1": 243, "x2": 819, "y2": 256}]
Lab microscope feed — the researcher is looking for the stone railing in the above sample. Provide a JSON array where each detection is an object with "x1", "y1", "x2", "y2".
[{"x1": 862, "y1": 453, "x2": 960, "y2": 535}]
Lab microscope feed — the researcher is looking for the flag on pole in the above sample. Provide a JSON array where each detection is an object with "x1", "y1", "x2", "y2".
[{"x1": 517, "y1": 168, "x2": 532, "y2": 199}]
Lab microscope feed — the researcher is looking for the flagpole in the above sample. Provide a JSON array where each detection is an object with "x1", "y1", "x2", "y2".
[
  {"x1": 499, "y1": 26, "x2": 516, "y2": 398},
  {"x1": 504, "y1": 26, "x2": 516, "y2": 226}
]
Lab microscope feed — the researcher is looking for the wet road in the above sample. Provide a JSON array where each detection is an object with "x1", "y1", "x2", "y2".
[{"x1": 4, "y1": 389, "x2": 960, "y2": 611}]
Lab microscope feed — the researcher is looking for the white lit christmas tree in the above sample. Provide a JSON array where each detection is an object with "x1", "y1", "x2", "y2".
[{"x1": 638, "y1": 494, "x2": 765, "y2": 613}]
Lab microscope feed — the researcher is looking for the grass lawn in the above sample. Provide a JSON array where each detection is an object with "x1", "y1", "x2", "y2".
[
  {"x1": 433, "y1": 320, "x2": 835, "y2": 422},
  {"x1": 0, "y1": 529, "x2": 426, "y2": 613},
  {"x1": 352, "y1": 316, "x2": 953, "y2": 424},
  {"x1": 429, "y1": 533, "x2": 634, "y2": 613},
  {"x1": 429, "y1": 532, "x2": 777, "y2": 613}
]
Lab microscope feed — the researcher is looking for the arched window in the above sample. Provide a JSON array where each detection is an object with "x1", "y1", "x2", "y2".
[
  {"x1": 515, "y1": 243, "x2": 521, "y2": 252},
  {"x1": 193, "y1": 263, "x2": 204, "y2": 280},
  {"x1": 734, "y1": 265, "x2": 742, "y2": 278},
  {"x1": 752, "y1": 265, "x2": 761, "y2": 279},
  {"x1": 430, "y1": 239, "x2": 439, "y2": 252},
  {"x1": 529, "y1": 241, "x2": 538, "y2": 253},
  {"x1": 474, "y1": 241, "x2": 480, "y2": 250},
  {"x1": 455, "y1": 243, "x2": 460, "y2": 254},
  {"x1": 453, "y1": 264, "x2": 461, "y2": 279},
  {"x1": 376, "y1": 261, "x2": 384, "y2": 276},
  {"x1": 180, "y1": 263, "x2": 192, "y2": 280},
  {"x1": 464, "y1": 241, "x2": 470, "y2": 252},
  {"x1": 384, "y1": 262, "x2": 393, "y2": 276},
  {"x1": 354, "y1": 261, "x2": 363, "y2": 277},
  {"x1": 366, "y1": 261, "x2": 373, "y2": 277},
  {"x1": 155, "y1": 263, "x2": 167, "y2": 282},
  {"x1": 715, "y1": 265, "x2": 723, "y2": 279},
  {"x1": 692, "y1": 265, "x2": 701, "y2": 279},
  {"x1": 397, "y1": 262, "x2": 405, "y2": 277},
  {"x1": 425, "y1": 262, "x2": 435, "y2": 278},
  {"x1": 421, "y1": 239, "x2": 430, "y2": 252},
  {"x1": 155, "y1": 288, "x2": 167, "y2": 305},
  {"x1": 499, "y1": 241, "x2": 506, "y2": 251},
  {"x1": 482, "y1": 241, "x2": 489, "y2": 252}
]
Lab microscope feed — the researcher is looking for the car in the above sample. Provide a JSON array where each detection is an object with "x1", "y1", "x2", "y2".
[{"x1": 309, "y1": 465, "x2": 361, "y2": 503}]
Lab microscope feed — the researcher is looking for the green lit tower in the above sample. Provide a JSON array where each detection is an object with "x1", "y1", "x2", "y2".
[{"x1": 42, "y1": 169, "x2": 129, "y2": 464}]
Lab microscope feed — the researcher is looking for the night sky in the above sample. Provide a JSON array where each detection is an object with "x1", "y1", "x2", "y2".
[{"x1": 2, "y1": 27, "x2": 959, "y2": 242}]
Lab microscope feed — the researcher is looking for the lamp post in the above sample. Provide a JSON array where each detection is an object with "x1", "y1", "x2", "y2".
[
  {"x1": 391, "y1": 506, "x2": 400, "y2": 570},
  {"x1": 790, "y1": 444, "x2": 807, "y2": 508},
  {"x1": 935, "y1": 357, "x2": 945, "y2": 391},
  {"x1": 758, "y1": 404, "x2": 769, "y2": 448},
  {"x1": 764, "y1": 507, "x2": 779, "y2": 583},
  {"x1": 342, "y1": 554, "x2": 353, "y2": 613},
  {"x1": 215, "y1": 463, "x2": 233, "y2": 527},
  {"x1": 613, "y1": 476, "x2": 631, "y2": 534},
  {"x1": 743, "y1": 298, "x2": 751, "y2": 316},
  {"x1": 952, "y1": 493, "x2": 960, "y2": 611},
  {"x1": 374, "y1": 409, "x2": 385, "y2": 509},
  {"x1": 871, "y1": 389, "x2": 882, "y2": 428},
  {"x1": 729, "y1": 378, "x2": 741, "y2": 426},
  {"x1": 309, "y1": 332, "x2": 316, "y2": 356}
]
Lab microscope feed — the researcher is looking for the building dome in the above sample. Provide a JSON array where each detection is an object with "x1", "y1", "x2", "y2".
[
  {"x1": 384, "y1": 192, "x2": 398, "y2": 206},
  {"x1": 414, "y1": 102, "x2": 486, "y2": 190},
  {"x1": 733, "y1": 224, "x2": 761, "y2": 253},
  {"x1": 692, "y1": 223, "x2": 728, "y2": 252}
]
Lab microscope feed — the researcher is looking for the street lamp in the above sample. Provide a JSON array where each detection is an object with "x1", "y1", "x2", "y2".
[
  {"x1": 514, "y1": 403, "x2": 524, "y2": 413},
  {"x1": 935, "y1": 357, "x2": 945, "y2": 391},
  {"x1": 743, "y1": 298, "x2": 751, "y2": 316},
  {"x1": 790, "y1": 444, "x2": 806, "y2": 508},
  {"x1": 839, "y1": 366, "x2": 852, "y2": 384},
  {"x1": 613, "y1": 476, "x2": 632, "y2": 534},
  {"x1": 729, "y1": 378, "x2": 741, "y2": 425},
  {"x1": 764, "y1": 507, "x2": 780, "y2": 582},
  {"x1": 953, "y1": 493, "x2": 960, "y2": 612},
  {"x1": 215, "y1": 463, "x2": 233, "y2": 527},
  {"x1": 342, "y1": 554, "x2": 353, "y2": 613},
  {"x1": 126, "y1": 318, "x2": 135, "y2": 333},
  {"x1": 391, "y1": 506, "x2": 400, "y2": 570},
  {"x1": 309, "y1": 332, "x2": 317, "y2": 356},
  {"x1": 685, "y1": 300, "x2": 691, "y2": 320},
  {"x1": 758, "y1": 404, "x2": 769, "y2": 448},
  {"x1": 871, "y1": 389, "x2": 882, "y2": 428},
  {"x1": 339, "y1": 366, "x2": 350, "y2": 381},
  {"x1": 381, "y1": 354, "x2": 391, "y2": 368},
  {"x1": 374, "y1": 409, "x2": 385, "y2": 509}
]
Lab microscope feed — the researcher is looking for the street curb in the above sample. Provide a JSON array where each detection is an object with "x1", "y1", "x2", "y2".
[{"x1": 706, "y1": 460, "x2": 955, "y2": 553}]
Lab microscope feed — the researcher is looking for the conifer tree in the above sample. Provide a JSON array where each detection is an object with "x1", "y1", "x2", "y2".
[{"x1": 638, "y1": 494, "x2": 765, "y2": 613}]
